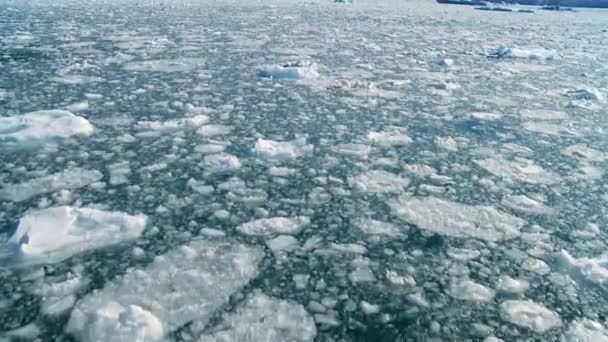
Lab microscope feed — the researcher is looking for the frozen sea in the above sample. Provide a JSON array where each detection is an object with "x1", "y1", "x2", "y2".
[{"x1": 1, "y1": 0, "x2": 608, "y2": 340}]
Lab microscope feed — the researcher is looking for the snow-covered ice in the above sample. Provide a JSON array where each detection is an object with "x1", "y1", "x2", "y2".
[
  {"x1": 237, "y1": 217, "x2": 310, "y2": 236},
  {"x1": 449, "y1": 279, "x2": 495, "y2": 303},
  {"x1": 475, "y1": 156, "x2": 560, "y2": 185},
  {"x1": 349, "y1": 170, "x2": 410, "y2": 194},
  {"x1": 0, "y1": 110, "x2": 94, "y2": 147},
  {"x1": 5, "y1": 206, "x2": 146, "y2": 265},
  {"x1": 564, "y1": 319, "x2": 608, "y2": 342},
  {"x1": 254, "y1": 137, "x2": 313, "y2": 163}
]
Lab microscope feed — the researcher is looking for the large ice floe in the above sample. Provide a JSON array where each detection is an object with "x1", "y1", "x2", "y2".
[
  {"x1": 557, "y1": 250, "x2": 608, "y2": 289},
  {"x1": 237, "y1": 217, "x2": 310, "y2": 236},
  {"x1": 0, "y1": 110, "x2": 94, "y2": 147},
  {"x1": 67, "y1": 239, "x2": 263, "y2": 342},
  {"x1": 475, "y1": 156, "x2": 560, "y2": 185},
  {"x1": 387, "y1": 196, "x2": 524, "y2": 242},
  {"x1": 199, "y1": 292, "x2": 317, "y2": 342},
  {"x1": 499, "y1": 300, "x2": 561, "y2": 333},
  {"x1": 0, "y1": 168, "x2": 102, "y2": 202},
  {"x1": 4, "y1": 206, "x2": 147, "y2": 265},
  {"x1": 254, "y1": 137, "x2": 313, "y2": 163}
]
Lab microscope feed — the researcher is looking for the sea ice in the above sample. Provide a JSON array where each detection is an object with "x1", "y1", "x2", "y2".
[
  {"x1": 499, "y1": 300, "x2": 561, "y2": 333},
  {"x1": 67, "y1": 240, "x2": 263, "y2": 341},
  {"x1": 348, "y1": 170, "x2": 410, "y2": 194},
  {"x1": 557, "y1": 250, "x2": 608, "y2": 289},
  {"x1": 366, "y1": 127, "x2": 412, "y2": 147},
  {"x1": 496, "y1": 276, "x2": 529, "y2": 294},
  {"x1": 124, "y1": 58, "x2": 206, "y2": 72},
  {"x1": 237, "y1": 217, "x2": 310, "y2": 236},
  {"x1": 254, "y1": 137, "x2": 313, "y2": 163},
  {"x1": 0, "y1": 110, "x2": 94, "y2": 147},
  {"x1": 561, "y1": 144, "x2": 605, "y2": 162},
  {"x1": 135, "y1": 115, "x2": 209, "y2": 132},
  {"x1": 0, "y1": 168, "x2": 102, "y2": 202},
  {"x1": 501, "y1": 195, "x2": 554, "y2": 215},
  {"x1": 258, "y1": 62, "x2": 319, "y2": 80},
  {"x1": 199, "y1": 293, "x2": 316, "y2": 342},
  {"x1": 495, "y1": 47, "x2": 559, "y2": 60},
  {"x1": 5, "y1": 206, "x2": 147, "y2": 265},
  {"x1": 202, "y1": 153, "x2": 241, "y2": 173},
  {"x1": 352, "y1": 218, "x2": 404, "y2": 238},
  {"x1": 387, "y1": 196, "x2": 524, "y2": 242},
  {"x1": 196, "y1": 124, "x2": 231, "y2": 138},
  {"x1": 564, "y1": 319, "x2": 608, "y2": 342}
]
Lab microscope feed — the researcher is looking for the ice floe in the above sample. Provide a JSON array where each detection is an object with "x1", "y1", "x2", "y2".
[
  {"x1": 520, "y1": 109, "x2": 567, "y2": 121},
  {"x1": 499, "y1": 300, "x2": 561, "y2": 333},
  {"x1": 67, "y1": 240, "x2": 263, "y2": 341},
  {"x1": 387, "y1": 196, "x2": 524, "y2": 242},
  {"x1": 348, "y1": 170, "x2": 410, "y2": 194},
  {"x1": 496, "y1": 276, "x2": 529, "y2": 294},
  {"x1": 257, "y1": 62, "x2": 319, "y2": 80},
  {"x1": 196, "y1": 124, "x2": 231, "y2": 138},
  {"x1": 0, "y1": 110, "x2": 94, "y2": 147},
  {"x1": 352, "y1": 218, "x2": 404, "y2": 239},
  {"x1": 237, "y1": 217, "x2": 310, "y2": 236},
  {"x1": 135, "y1": 115, "x2": 209, "y2": 133},
  {"x1": 557, "y1": 250, "x2": 608, "y2": 289},
  {"x1": 0, "y1": 168, "x2": 102, "y2": 202},
  {"x1": 202, "y1": 153, "x2": 241, "y2": 174},
  {"x1": 199, "y1": 292, "x2": 316, "y2": 342},
  {"x1": 333, "y1": 143, "x2": 372, "y2": 159},
  {"x1": 366, "y1": 127, "x2": 412, "y2": 147},
  {"x1": 501, "y1": 195, "x2": 554, "y2": 216},
  {"x1": 254, "y1": 137, "x2": 313, "y2": 163},
  {"x1": 475, "y1": 156, "x2": 560, "y2": 185},
  {"x1": 449, "y1": 279, "x2": 495, "y2": 303},
  {"x1": 564, "y1": 319, "x2": 608, "y2": 342},
  {"x1": 5, "y1": 206, "x2": 147, "y2": 265},
  {"x1": 561, "y1": 144, "x2": 605, "y2": 162}
]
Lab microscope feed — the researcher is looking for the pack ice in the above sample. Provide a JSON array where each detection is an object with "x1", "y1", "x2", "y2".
[
  {"x1": 5, "y1": 206, "x2": 147, "y2": 265},
  {"x1": 0, "y1": 110, "x2": 94, "y2": 147},
  {"x1": 387, "y1": 196, "x2": 524, "y2": 242},
  {"x1": 67, "y1": 240, "x2": 263, "y2": 342}
]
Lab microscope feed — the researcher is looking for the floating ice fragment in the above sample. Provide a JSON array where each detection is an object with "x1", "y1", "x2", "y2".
[
  {"x1": 333, "y1": 143, "x2": 372, "y2": 159},
  {"x1": 565, "y1": 87, "x2": 605, "y2": 103},
  {"x1": 499, "y1": 300, "x2": 561, "y2": 333},
  {"x1": 557, "y1": 250, "x2": 608, "y2": 289},
  {"x1": 5, "y1": 206, "x2": 146, "y2": 265},
  {"x1": 0, "y1": 110, "x2": 94, "y2": 147},
  {"x1": 124, "y1": 58, "x2": 206, "y2": 72},
  {"x1": 254, "y1": 137, "x2": 313, "y2": 163},
  {"x1": 237, "y1": 217, "x2": 310, "y2": 236},
  {"x1": 561, "y1": 144, "x2": 605, "y2": 162},
  {"x1": 494, "y1": 47, "x2": 559, "y2": 60},
  {"x1": 520, "y1": 109, "x2": 567, "y2": 121},
  {"x1": 67, "y1": 240, "x2": 263, "y2": 341},
  {"x1": 366, "y1": 128, "x2": 412, "y2": 147},
  {"x1": 200, "y1": 293, "x2": 316, "y2": 342},
  {"x1": 387, "y1": 196, "x2": 524, "y2": 242},
  {"x1": 496, "y1": 276, "x2": 529, "y2": 294},
  {"x1": 349, "y1": 170, "x2": 410, "y2": 194},
  {"x1": 0, "y1": 168, "x2": 102, "y2": 202},
  {"x1": 51, "y1": 75, "x2": 104, "y2": 85},
  {"x1": 196, "y1": 124, "x2": 231, "y2": 138},
  {"x1": 353, "y1": 218, "x2": 404, "y2": 238},
  {"x1": 266, "y1": 235, "x2": 298, "y2": 254},
  {"x1": 135, "y1": 115, "x2": 209, "y2": 132}
]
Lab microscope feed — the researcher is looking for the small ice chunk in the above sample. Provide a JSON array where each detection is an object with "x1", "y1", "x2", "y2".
[
  {"x1": 0, "y1": 110, "x2": 94, "y2": 147},
  {"x1": 200, "y1": 293, "x2": 316, "y2": 342},
  {"x1": 449, "y1": 279, "x2": 495, "y2": 303},
  {"x1": 0, "y1": 168, "x2": 102, "y2": 202},
  {"x1": 447, "y1": 248, "x2": 480, "y2": 261},
  {"x1": 501, "y1": 195, "x2": 554, "y2": 216},
  {"x1": 258, "y1": 63, "x2": 319, "y2": 80},
  {"x1": 330, "y1": 243, "x2": 368, "y2": 255},
  {"x1": 254, "y1": 137, "x2": 313, "y2": 163},
  {"x1": 66, "y1": 101, "x2": 90, "y2": 113},
  {"x1": 333, "y1": 143, "x2": 372, "y2": 159},
  {"x1": 475, "y1": 156, "x2": 560, "y2": 185},
  {"x1": 202, "y1": 153, "x2": 241, "y2": 173},
  {"x1": 108, "y1": 161, "x2": 131, "y2": 185},
  {"x1": 520, "y1": 109, "x2": 567, "y2": 121},
  {"x1": 67, "y1": 240, "x2": 263, "y2": 341},
  {"x1": 522, "y1": 257, "x2": 550, "y2": 275},
  {"x1": 6, "y1": 206, "x2": 147, "y2": 265},
  {"x1": 195, "y1": 144, "x2": 226, "y2": 155},
  {"x1": 564, "y1": 319, "x2": 608, "y2": 342},
  {"x1": 360, "y1": 301, "x2": 380, "y2": 315},
  {"x1": 499, "y1": 300, "x2": 561, "y2": 333},
  {"x1": 136, "y1": 115, "x2": 209, "y2": 133},
  {"x1": 349, "y1": 170, "x2": 410, "y2": 194},
  {"x1": 496, "y1": 276, "x2": 529, "y2": 294},
  {"x1": 388, "y1": 196, "x2": 524, "y2": 242},
  {"x1": 269, "y1": 167, "x2": 295, "y2": 177},
  {"x1": 237, "y1": 217, "x2": 310, "y2": 236},
  {"x1": 349, "y1": 257, "x2": 375, "y2": 283},
  {"x1": 565, "y1": 87, "x2": 605, "y2": 103},
  {"x1": 562, "y1": 144, "x2": 605, "y2": 162},
  {"x1": 366, "y1": 127, "x2": 412, "y2": 147},
  {"x1": 467, "y1": 112, "x2": 503, "y2": 121},
  {"x1": 51, "y1": 75, "x2": 104, "y2": 85}
]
